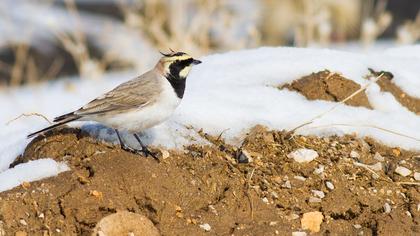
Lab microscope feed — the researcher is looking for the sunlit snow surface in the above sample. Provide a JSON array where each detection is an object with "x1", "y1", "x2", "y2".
[{"x1": 1, "y1": 46, "x2": 420, "y2": 192}]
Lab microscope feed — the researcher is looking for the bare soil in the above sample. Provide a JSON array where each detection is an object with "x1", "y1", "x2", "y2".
[
  {"x1": 282, "y1": 70, "x2": 372, "y2": 109},
  {"x1": 1, "y1": 71, "x2": 419, "y2": 236}
]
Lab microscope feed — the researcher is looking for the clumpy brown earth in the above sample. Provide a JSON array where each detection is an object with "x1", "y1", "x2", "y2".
[
  {"x1": 282, "y1": 70, "x2": 372, "y2": 109},
  {"x1": 1, "y1": 70, "x2": 419, "y2": 236},
  {"x1": 0, "y1": 126, "x2": 419, "y2": 236}
]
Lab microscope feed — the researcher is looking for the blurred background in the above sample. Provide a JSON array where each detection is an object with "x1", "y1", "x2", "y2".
[{"x1": 0, "y1": 0, "x2": 419, "y2": 87}]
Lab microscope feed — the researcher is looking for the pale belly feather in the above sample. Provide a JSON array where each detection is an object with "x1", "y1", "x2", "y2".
[{"x1": 91, "y1": 80, "x2": 181, "y2": 132}]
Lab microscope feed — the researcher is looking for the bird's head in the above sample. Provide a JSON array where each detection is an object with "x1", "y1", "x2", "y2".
[{"x1": 156, "y1": 51, "x2": 201, "y2": 80}]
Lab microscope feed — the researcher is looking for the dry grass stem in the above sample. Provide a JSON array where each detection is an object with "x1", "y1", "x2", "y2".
[{"x1": 6, "y1": 113, "x2": 53, "y2": 125}]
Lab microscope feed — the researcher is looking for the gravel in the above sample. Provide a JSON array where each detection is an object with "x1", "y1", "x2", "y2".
[
  {"x1": 394, "y1": 166, "x2": 412, "y2": 177},
  {"x1": 325, "y1": 181, "x2": 335, "y2": 190},
  {"x1": 384, "y1": 203, "x2": 392, "y2": 214},
  {"x1": 199, "y1": 223, "x2": 212, "y2": 232},
  {"x1": 288, "y1": 148, "x2": 318, "y2": 163}
]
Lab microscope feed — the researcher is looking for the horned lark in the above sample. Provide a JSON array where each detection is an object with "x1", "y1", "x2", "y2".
[{"x1": 28, "y1": 51, "x2": 202, "y2": 159}]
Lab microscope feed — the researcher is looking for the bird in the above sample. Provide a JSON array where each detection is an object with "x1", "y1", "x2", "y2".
[{"x1": 27, "y1": 51, "x2": 202, "y2": 159}]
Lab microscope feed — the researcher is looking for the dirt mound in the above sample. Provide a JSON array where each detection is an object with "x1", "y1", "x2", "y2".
[
  {"x1": 370, "y1": 69, "x2": 420, "y2": 114},
  {"x1": 283, "y1": 69, "x2": 420, "y2": 114},
  {"x1": 1, "y1": 126, "x2": 419, "y2": 235},
  {"x1": 282, "y1": 70, "x2": 372, "y2": 109}
]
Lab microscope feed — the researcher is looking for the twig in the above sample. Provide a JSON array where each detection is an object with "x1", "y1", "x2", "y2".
[
  {"x1": 353, "y1": 161, "x2": 380, "y2": 179},
  {"x1": 6, "y1": 113, "x2": 52, "y2": 125},
  {"x1": 216, "y1": 128, "x2": 230, "y2": 142},
  {"x1": 246, "y1": 168, "x2": 256, "y2": 219},
  {"x1": 352, "y1": 161, "x2": 392, "y2": 183}
]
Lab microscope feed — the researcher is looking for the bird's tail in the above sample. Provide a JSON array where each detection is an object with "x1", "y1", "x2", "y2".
[{"x1": 27, "y1": 112, "x2": 81, "y2": 138}]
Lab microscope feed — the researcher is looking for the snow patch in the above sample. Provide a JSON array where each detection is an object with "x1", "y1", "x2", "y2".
[{"x1": 0, "y1": 159, "x2": 70, "y2": 192}]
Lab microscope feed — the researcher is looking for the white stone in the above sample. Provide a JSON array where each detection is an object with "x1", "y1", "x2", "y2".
[
  {"x1": 294, "y1": 176, "x2": 307, "y2": 181},
  {"x1": 288, "y1": 148, "x2": 318, "y2": 163},
  {"x1": 395, "y1": 166, "x2": 412, "y2": 177},
  {"x1": 370, "y1": 162, "x2": 382, "y2": 171},
  {"x1": 373, "y1": 152, "x2": 384, "y2": 162},
  {"x1": 313, "y1": 165, "x2": 325, "y2": 175},
  {"x1": 353, "y1": 224, "x2": 362, "y2": 229},
  {"x1": 384, "y1": 203, "x2": 391, "y2": 214},
  {"x1": 262, "y1": 197, "x2": 269, "y2": 204},
  {"x1": 350, "y1": 150, "x2": 360, "y2": 159},
  {"x1": 326, "y1": 181, "x2": 334, "y2": 190},
  {"x1": 309, "y1": 197, "x2": 322, "y2": 203},
  {"x1": 282, "y1": 180, "x2": 292, "y2": 189},
  {"x1": 19, "y1": 219, "x2": 27, "y2": 226},
  {"x1": 287, "y1": 213, "x2": 300, "y2": 220},
  {"x1": 199, "y1": 223, "x2": 211, "y2": 232},
  {"x1": 311, "y1": 190, "x2": 325, "y2": 199},
  {"x1": 414, "y1": 172, "x2": 420, "y2": 181},
  {"x1": 292, "y1": 232, "x2": 307, "y2": 236}
]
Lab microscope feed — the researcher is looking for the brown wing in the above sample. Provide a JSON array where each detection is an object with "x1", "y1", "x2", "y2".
[{"x1": 75, "y1": 71, "x2": 161, "y2": 116}]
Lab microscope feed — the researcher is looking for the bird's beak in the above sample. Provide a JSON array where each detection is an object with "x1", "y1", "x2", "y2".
[{"x1": 192, "y1": 59, "x2": 202, "y2": 65}]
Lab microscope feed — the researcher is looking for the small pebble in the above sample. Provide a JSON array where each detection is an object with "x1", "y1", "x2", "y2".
[
  {"x1": 199, "y1": 223, "x2": 211, "y2": 232},
  {"x1": 395, "y1": 166, "x2": 412, "y2": 177},
  {"x1": 350, "y1": 150, "x2": 360, "y2": 159},
  {"x1": 311, "y1": 190, "x2": 325, "y2": 199},
  {"x1": 19, "y1": 219, "x2": 27, "y2": 226},
  {"x1": 384, "y1": 203, "x2": 391, "y2": 214},
  {"x1": 160, "y1": 149, "x2": 170, "y2": 159},
  {"x1": 282, "y1": 180, "x2": 292, "y2": 189},
  {"x1": 353, "y1": 224, "x2": 362, "y2": 229},
  {"x1": 38, "y1": 213, "x2": 44, "y2": 219},
  {"x1": 237, "y1": 150, "x2": 252, "y2": 163},
  {"x1": 262, "y1": 197, "x2": 269, "y2": 204},
  {"x1": 414, "y1": 172, "x2": 420, "y2": 181},
  {"x1": 271, "y1": 191, "x2": 279, "y2": 199},
  {"x1": 301, "y1": 211, "x2": 323, "y2": 233},
  {"x1": 326, "y1": 181, "x2": 334, "y2": 190},
  {"x1": 373, "y1": 152, "x2": 384, "y2": 162},
  {"x1": 288, "y1": 148, "x2": 318, "y2": 163},
  {"x1": 370, "y1": 162, "x2": 382, "y2": 171},
  {"x1": 309, "y1": 197, "x2": 322, "y2": 203},
  {"x1": 313, "y1": 165, "x2": 325, "y2": 175},
  {"x1": 292, "y1": 232, "x2": 307, "y2": 236},
  {"x1": 287, "y1": 213, "x2": 300, "y2": 220},
  {"x1": 294, "y1": 176, "x2": 306, "y2": 181}
]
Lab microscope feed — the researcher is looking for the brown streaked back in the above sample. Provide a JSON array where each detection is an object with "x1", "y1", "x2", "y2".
[{"x1": 75, "y1": 70, "x2": 162, "y2": 116}]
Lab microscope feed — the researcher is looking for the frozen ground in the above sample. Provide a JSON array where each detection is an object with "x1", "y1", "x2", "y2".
[{"x1": 1, "y1": 46, "x2": 420, "y2": 192}]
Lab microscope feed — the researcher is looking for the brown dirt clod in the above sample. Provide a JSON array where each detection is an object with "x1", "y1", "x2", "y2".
[{"x1": 282, "y1": 70, "x2": 372, "y2": 109}]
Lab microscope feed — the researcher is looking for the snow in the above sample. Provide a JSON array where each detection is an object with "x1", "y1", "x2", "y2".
[
  {"x1": 0, "y1": 159, "x2": 69, "y2": 192},
  {"x1": 1, "y1": 46, "x2": 420, "y2": 192}
]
